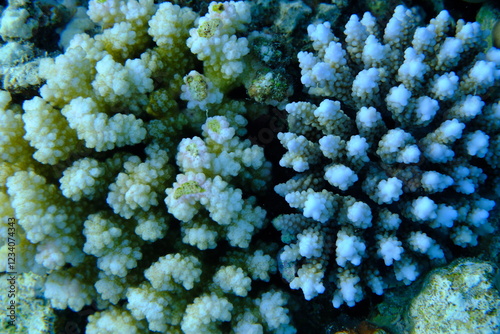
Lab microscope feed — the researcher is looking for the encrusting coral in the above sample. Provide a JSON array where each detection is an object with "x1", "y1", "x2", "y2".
[
  {"x1": 406, "y1": 258, "x2": 500, "y2": 333},
  {"x1": 274, "y1": 4, "x2": 499, "y2": 308},
  {"x1": 0, "y1": 272, "x2": 56, "y2": 333}
]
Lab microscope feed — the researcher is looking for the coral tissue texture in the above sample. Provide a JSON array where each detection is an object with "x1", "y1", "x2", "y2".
[
  {"x1": 0, "y1": 0, "x2": 499, "y2": 333},
  {"x1": 0, "y1": 1, "x2": 294, "y2": 333},
  {"x1": 274, "y1": 5, "x2": 499, "y2": 308}
]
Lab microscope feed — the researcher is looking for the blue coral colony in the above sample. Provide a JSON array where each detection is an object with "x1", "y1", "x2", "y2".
[{"x1": 0, "y1": 0, "x2": 498, "y2": 333}]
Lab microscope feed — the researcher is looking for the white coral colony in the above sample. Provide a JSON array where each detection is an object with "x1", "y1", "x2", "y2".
[{"x1": 274, "y1": 5, "x2": 499, "y2": 308}]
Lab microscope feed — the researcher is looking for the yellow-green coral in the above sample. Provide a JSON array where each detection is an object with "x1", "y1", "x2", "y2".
[
  {"x1": 185, "y1": 72, "x2": 209, "y2": 101},
  {"x1": 407, "y1": 258, "x2": 500, "y2": 333},
  {"x1": 197, "y1": 19, "x2": 222, "y2": 38},
  {"x1": 211, "y1": 3, "x2": 225, "y2": 13},
  {"x1": 173, "y1": 180, "x2": 206, "y2": 200},
  {"x1": 0, "y1": 273, "x2": 56, "y2": 334},
  {"x1": 206, "y1": 117, "x2": 222, "y2": 134}
]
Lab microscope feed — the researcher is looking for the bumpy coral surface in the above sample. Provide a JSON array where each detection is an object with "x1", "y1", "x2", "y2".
[
  {"x1": 0, "y1": 0, "x2": 499, "y2": 332},
  {"x1": 407, "y1": 258, "x2": 500, "y2": 333},
  {"x1": 274, "y1": 5, "x2": 499, "y2": 308},
  {"x1": 0, "y1": 273, "x2": 56, "y2": 333},
  {"x1": 0, "y1": 0, "x2": 296, "y2": 332}
]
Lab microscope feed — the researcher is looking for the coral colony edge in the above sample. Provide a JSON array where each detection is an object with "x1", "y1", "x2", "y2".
[{"x1": 0, "y1": 0, "x2": 499, "y2": 333}]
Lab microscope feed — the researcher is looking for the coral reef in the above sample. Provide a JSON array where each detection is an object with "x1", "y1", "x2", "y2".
[
  {"x1": 0, "y1": 0, "x2": 498, "y2": 332},
  {"x1": 274, "y1": 5, "x2": 499, "y2": 308},
  {"x1": 406, "y1": 258, "x2": 500, "y2": 333},
  {"x1": 0, "y1": 0, "x2": 295, "y2": 332}
]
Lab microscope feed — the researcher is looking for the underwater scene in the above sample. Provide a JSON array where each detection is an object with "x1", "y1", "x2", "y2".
[{"x1": 0, "y1": 0, "x2": 499, "y2": 333}]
